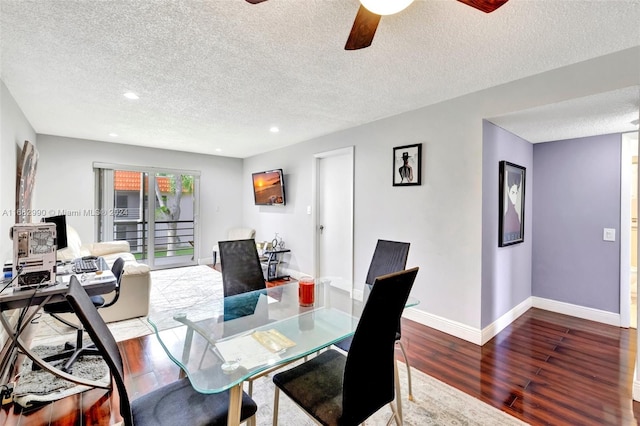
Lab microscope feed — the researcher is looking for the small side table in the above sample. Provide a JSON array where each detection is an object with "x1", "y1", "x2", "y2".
[{"x1": 260, "y1": 249, "x2": 291, "y2": 281}]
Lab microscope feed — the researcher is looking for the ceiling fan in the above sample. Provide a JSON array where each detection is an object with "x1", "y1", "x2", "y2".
[{"x1": 245, "y1": 0, "x2": 510, "y2": 50}]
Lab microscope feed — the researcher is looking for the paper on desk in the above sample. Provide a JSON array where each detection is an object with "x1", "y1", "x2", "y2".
[
  {"x1": 215, "y1": 329, "x2": 296, "y2": 370},
  {"x1": 215, "y1": 334, "x2": 282, "y2": 370}
]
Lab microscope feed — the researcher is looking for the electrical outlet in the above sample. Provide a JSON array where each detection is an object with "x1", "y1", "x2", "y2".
[{"x1": 1, "y1": 382, "x2": 14, "y2": 406}]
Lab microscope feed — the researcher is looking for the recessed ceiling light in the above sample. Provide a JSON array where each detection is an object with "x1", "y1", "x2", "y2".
[
  {"x1": 270, "y1": 126, "x2": 279, "y2": 133},
  {"x1": 215, "y1": 148, "x2": 222, "y2": 152},
  {"x1": 109, "y1": 133, "x2": 118, "y2": 137},
  {"x1": 123, "y1": 92, "x2": 139, "y2": 100}
]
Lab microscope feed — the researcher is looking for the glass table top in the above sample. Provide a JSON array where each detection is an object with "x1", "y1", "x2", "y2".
[{"x1": 147, "y1": 278, "x2": 419, "y2": 394}]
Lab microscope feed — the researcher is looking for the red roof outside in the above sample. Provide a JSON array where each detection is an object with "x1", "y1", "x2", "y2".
[{"x1": 114, "y1": 171, "x2": 187, "y2": 193}]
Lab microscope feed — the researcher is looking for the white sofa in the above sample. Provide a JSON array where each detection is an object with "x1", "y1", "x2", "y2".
[{"x1": 57, "y1": 226, "x2": 151, "y2": 323}]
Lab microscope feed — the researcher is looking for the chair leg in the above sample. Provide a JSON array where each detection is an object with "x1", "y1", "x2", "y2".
[
  {"x1": 393, "y1": 358, "x2": 403, "y2": 425},
  {"x1": 272, "y1": 387, "x2": 280, "y2": 426},
  {"x1": 386, "y1": 401, "x2": 401, "y2": 426},
  {"x1": 396, "y1": 340, "x2": 413, "y2": 401}
]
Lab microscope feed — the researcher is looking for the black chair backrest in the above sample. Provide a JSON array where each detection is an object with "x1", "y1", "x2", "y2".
[
  {"x1": 65, "y1": 275, "x2": 134, "y2": 425},
  {"x1": 364, "y1": 240, "x2": 410, "y2": 285},
  {"x1": 219, "y1": 239, "x2": 266, "y2": 297},
  {"x1": 341, "y1": 267, "x2": 418, "y2": 424},
  {"x1": 102, "y1": 257, "x2": 125, "y2": 309}
]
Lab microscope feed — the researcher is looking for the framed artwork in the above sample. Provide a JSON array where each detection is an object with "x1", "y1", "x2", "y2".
[
  {"x1": 393, "y1": 143, "x2": 422, "y2": 186},
  {"x1": 498, "y1": 161, "x2": 525, "y2": 247},
  {"x1": 15, "y1": 140, "x2": 39, "y2": 223}
]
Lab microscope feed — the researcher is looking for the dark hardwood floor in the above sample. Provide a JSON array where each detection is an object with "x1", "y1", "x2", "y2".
[{"x1": 1, "y1": 308, "x2": 639, "y2": 425}]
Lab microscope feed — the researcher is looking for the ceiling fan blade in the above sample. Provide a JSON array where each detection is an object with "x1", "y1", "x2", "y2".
[
  {"x1": 456, "y1": 0, "x2": 509, "y2": 13},
  {"x1": 245, "y1": 0, "x2": 268, "y2": 4},
  {"x1": 345, "y1": 5, "x2": 382, "y2": 50}
]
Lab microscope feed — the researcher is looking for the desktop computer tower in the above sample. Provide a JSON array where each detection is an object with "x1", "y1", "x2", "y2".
[{"x1": 10, "y1": 223, "x2": 57, "y2": 288}]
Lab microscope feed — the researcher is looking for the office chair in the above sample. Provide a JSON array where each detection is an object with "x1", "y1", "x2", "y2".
[
  {"x1": 64, "y1": 275, "x2": 257, "y2": 426},
  {"x1": 41, "y1": 257, "x2": 125, "y2": 372},
  {"x1": 272, "y1": 267, "x2": 419, "y2": 426},
  {"x1": 334, "y1": 239, "x2": 414, "y2": 399}
]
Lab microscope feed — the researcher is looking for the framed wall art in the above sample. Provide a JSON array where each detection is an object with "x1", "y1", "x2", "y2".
[
  {"x1": 393, "y1": 143, "x2": 421, "y2": 186},
  {"x1": 498, "y1": 160, "x2": 526, "y2": 247}
]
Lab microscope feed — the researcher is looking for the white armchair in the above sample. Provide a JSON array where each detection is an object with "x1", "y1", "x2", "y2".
[{"x1": 212, "y1": 227, "x2": 256, "y2": 265}]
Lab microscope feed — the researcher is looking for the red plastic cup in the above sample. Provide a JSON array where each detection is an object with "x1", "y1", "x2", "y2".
[{"x1": 298, "y1": 276, "x2": 315, "y2": 307}]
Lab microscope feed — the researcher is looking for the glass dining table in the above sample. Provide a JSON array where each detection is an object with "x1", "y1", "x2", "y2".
[{"x1": 147, "y1": 277, "x2": 419, "y2": 426}]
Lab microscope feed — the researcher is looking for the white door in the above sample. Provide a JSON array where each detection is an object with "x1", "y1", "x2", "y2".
[{"x1": 315, "y1": 147, "x2": 354, "y2": 281}]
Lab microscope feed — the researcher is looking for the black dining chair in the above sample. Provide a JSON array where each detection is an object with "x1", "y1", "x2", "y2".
[
  {"x1": 41, "y1": 257, "x2": 126, "y2": 372},
  {"x1": 334, "y1": 239, "x2": 414, "y2": 399},
  {"x1": 218, "y1": 239, "x2": 266, "y2": 297},
  {"x1": 218, "y1": 238, "x2": 273, "y2": 396},
  {"x1": 272, "y1": 267, "x2": 419, "y2": 426},
  {"x1": 64, "y1": 275, "x2": 258, "y2": 426}
]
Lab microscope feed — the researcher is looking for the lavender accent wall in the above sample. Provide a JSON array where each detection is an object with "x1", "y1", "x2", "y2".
[
  {"x1": 482, "y1": 121, "x2": 533, "y2": 328},
  {"x1": 532, "y1": 134, "x2": 621, "y2": 313}
]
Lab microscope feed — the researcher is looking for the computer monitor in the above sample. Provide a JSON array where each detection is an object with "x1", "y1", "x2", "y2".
[{"x1": 42, "y1": 214, "x2": 68, "y2": 250}]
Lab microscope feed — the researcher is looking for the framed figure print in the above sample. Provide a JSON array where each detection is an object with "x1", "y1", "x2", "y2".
[
  {"x1": 393, "y1": 143, "x2": 422, "y2": 186},
  {"x1": 498, "y1": 161, "x2": 525, "y2": 247}
]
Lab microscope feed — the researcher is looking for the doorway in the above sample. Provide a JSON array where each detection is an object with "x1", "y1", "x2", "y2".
[{"x1": 314, "y1": 147, "x2": 354, "y2": 281}]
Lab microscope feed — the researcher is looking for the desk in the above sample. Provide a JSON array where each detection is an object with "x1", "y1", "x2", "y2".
[
  {"x1": 148, "y1": 278, "x2": 418, "y2": 426},
  {"x1": 0, "y1": 259, "x2": 116, "y2": 387}
]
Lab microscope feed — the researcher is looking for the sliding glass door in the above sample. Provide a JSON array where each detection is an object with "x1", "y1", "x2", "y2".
[{"x1": 95, "y1": 165, "x2": 199, "y2": 269}]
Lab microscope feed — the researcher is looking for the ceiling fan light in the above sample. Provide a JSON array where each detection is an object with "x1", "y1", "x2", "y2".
[{"x1": 360, "y1": 0, "x2": 415, "y2": 15}]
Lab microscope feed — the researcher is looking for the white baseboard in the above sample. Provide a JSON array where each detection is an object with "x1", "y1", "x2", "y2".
[
  {"x1": 404, "y1": 296, "x2": 621, "y2": 346},
  {"x1": 531, "y1": 296, "x2": 620, "y2": 326},
  {"x1": 403, "y1": 308, "x2": 483, "y2": 345},
  {"x1": 480, "y1": 298, "x2": 532, "y2": 345}
]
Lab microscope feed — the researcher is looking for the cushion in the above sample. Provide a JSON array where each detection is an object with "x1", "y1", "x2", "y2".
[
  {"x1": 131, "y1": 378, "x2": 257, "y2": 426},
  {"x1": 86, "y1": 241, "x2": 130, "y2": 256}
]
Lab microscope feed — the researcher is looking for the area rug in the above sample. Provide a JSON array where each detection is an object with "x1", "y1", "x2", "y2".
[
  {"x1": 13, "y1": 344, "x2": 109, "y2": 409},
  {"x1": 248, "y1": 359, "x2": 528, "y2": 426}
]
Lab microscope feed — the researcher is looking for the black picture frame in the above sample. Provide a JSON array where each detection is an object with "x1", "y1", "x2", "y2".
[
  {"x1": 498, "y1": 161, "x2": 526, "y2": 247},
  {"x1": 393, "y1": 143, "x2": 422, "y2": 186}
]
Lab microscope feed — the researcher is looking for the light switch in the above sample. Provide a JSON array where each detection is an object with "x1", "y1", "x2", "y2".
[
  {"x1": 306, "y1": 205, "x2": 312, "y2": 215},
  {"x1": 603, "y1": 228, "x2": 616, "y2": 242}
]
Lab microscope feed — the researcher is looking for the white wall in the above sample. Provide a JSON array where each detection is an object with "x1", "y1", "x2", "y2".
[
  {"x1": 0, "y1": 81, "x2": 37, "y2": 262},
  {"x1": 244, "y1": 47, "x2": 640, "y2": 336},
  {"x1": 33, "y1": 135, "x2": 244, "y2": 263}
]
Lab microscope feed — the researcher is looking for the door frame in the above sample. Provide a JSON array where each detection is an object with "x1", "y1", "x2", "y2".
[
  {"x1": 621, "y1": 132, "x2": 639, "y2": 328},
  {"x1": 94, "y1": 162, "x2": 201, "y2": 270},
  {"x1": 312, "y1": 146, "x2": 355, "y2": 280}
]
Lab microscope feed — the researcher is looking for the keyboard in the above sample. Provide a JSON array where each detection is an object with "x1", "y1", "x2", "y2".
[{"x1": 73, "y1": 257, "x2": 98, "y2": 273}]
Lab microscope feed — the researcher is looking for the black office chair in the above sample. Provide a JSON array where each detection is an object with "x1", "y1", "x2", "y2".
[
  {"x1": 334, "y1": 239, "x2": 414, "y2": 399},
  {"x1": 272, "y1": 267, "x2": 419, "y2": 426},
  {"x1": 41, "y1": 257, "x2": 125, "y2": 372},
  {"x1": 64, "y1": 275, "x2": 257, "y2": 426},
  {"x1": 218, "y1": 239, "x2": 266, "y2": 297}
]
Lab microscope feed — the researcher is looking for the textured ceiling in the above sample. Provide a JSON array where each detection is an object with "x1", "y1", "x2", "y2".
[{"x1": 1, "y1": 0, "x2": 639, "y2": 158}]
